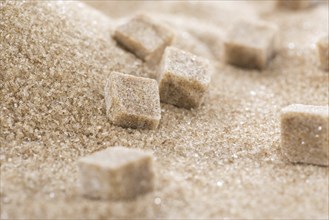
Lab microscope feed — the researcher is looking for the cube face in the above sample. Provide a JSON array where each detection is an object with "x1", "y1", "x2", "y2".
[
  {"x1": 317, "y1": 36, "x2": 329, "y2": 71},
  {"x1": 78, "y1": 147, "x2": 155, "y2": 200},
  {"x1": 114, "y1": 14, "x2": 174, "y2": 65},
  {"x1": 104, "y1": 72, "x2": 161, "y2": 129},
  {"x1": 158, "y1": 47, "x2": 211, "y2": 109},
  {"x1": 224, "y1": 20, "x2": 278, "y2": 70},
  {"x1": 277, "y1": 0, "x2": 318, "y2": 9},
  {"x1": 281, "y1": 104, "x2": 329, "y2": 166}
]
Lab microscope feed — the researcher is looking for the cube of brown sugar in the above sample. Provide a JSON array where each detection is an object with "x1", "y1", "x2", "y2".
[
  {"x1": 223, "y1": 19, "x2": 279, "y2": 70},
  {"x1": 78, "y1": 147, "x2": 155, "y2": 200},
  {"x1": 317, "y1": 36, "x2": 329, "y2": 71},
  {"x1": 114, "y1": 14, "x2": 174, "y2": 65},
  {"x1": 277, "y1": 0, "x2": 318, "y2": 10},
  {"x1": 281, "y1": 104, "x2": 329, "y2": 166},
  {"x1": 104, "y1": 72, "x2": 161, "y2": 129},
  {"x1": 158, "y1": 46, "x2": 212, "y2": 109}
]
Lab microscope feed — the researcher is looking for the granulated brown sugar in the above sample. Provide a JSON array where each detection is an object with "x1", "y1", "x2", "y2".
[{"x1": 1, "y1": 0, "x2": 328, "y2": 219}]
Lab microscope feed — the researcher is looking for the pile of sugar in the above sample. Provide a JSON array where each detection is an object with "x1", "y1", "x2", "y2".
[{"x1": 1, "y1": 1, "x2": 328, "y2": 219}]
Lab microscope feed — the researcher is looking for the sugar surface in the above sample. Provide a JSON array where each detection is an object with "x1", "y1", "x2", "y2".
[
  {"x1": 107, "y1": 72, "x2": 161, "y2": 118},
  {"x1": 282, "y1": 104, "x2": 329, "y2": 116},
  {"x1": 1, "y1": 1, "x2": 328, "y2": 219},
  {"x1": 115, "y1": 14, "x2": 173, "y2": 55},
  {"x1": 227, "y1": 19, "x2": 278, "y2": 48},
  {"x1": 79, "y1": 146, "x2": 152, "y2": 169},
  {"x1": 164, "y1": 47, "x2": 211, "y2": 86}
]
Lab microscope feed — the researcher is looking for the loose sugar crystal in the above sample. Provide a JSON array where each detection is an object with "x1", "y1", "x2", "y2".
[
  {"x1": 223, "y1": 19, "x2": 279, "y2": 70},
  {"x1": 158, "y1": 46, "x2": 211, "y2": 109},
  {"x1": 281, "y1": 104, "x2": 329, "y2": 166},
  {"x1": 104, "y1": 72, "x2": 161, "y2": 129},
  {"x1": 114, "y1": 14, "x2": 175, "y2": 65},
  {"x1": 78, "y1": 146, "x2": 155, "y2": 200},
  {"x1": 277, "y1": 0, "x2": 318, "y2": 10},
  {"x1": 317, "y1": 35, "x2": 329, "y2": 71}
]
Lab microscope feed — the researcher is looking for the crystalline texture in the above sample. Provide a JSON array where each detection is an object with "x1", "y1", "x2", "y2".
[
  {"x1": 104, "y1": 71, "x2": 161, "y2": 129},
  {"x1": 158, "y1": 46, "x2": 212, "y2": 109}
]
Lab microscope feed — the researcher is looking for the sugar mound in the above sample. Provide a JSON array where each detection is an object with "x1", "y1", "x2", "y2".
[
  {"x1": 1, "y1": 1, "x2": 328, "y2": 219},
  {"x1": 1, "y1": 1, "x2": 148, "y2": 143}
]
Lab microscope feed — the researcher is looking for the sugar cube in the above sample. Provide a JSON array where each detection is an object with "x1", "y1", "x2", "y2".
[
  {"x1": 114, "y1": 14, "x2": 174, "y2": 65},
  {"x1": 317, "y1": 35, "x2": 329, "y2": 71},
  {"x1": 223, "y1": 19, "x2": 279, "y2": 70},
  {"x1": 281, "y1": 104, "x2": 329, "y2": 166},
  {"x1": 104, "y1": 72, "x2": 161, "y2": 129},
  {"x1": 78, "y1": 146, "x2": 155, "y2": 200},
  {"x1": 277, "y1": 0, "x2": 318, "y2": 10},
  {"x1": 158, "y1": 46, "x2": 211, "y2": 109}
]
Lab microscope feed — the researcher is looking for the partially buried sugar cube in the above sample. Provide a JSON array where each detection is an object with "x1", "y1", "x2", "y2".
[
  {"x1": 104, "y1": 72, "x2": 161, "y2": 129},
  {"x1": 223, "y1": 19, "x2": 279, "y2": 70},
  {"x1": 114, "y1": 14, "x2": 174, "y2": 65},
  {"x1": 277, "y1": 0, "x2": 318, "y2": 10},
  {"x1": 158, "y1": 46, "x2": 211, "y2": 109},
  {"x1": 78, "y1": 146, "x2": 155, "y2": 200},
  {"x1": 317, "y1": 35, "x2": 329, "y2": 71},
  {"x1": 281, "y1": 104, "x2": 329, "y2": 166}
]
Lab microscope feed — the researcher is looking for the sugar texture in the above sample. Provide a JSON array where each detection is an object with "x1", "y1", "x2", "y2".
[
  {"x1": 104, "y1": 72, "x2": 161, "y2": 129},
  {"x1": 158, "y1": 47, "x2": 211, "y2": 109}
]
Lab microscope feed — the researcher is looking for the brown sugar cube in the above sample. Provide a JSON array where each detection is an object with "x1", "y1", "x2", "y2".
[
  {"x1": 277, "y1": 0, "x2": 318, "y2": 9},
  {"x1": 78, "y1": 147, "x2": 155, "y2": 200},
  {"x1": 281, "y1": 104, "x2": 329, "y2": 166},
  {"x1": 114, "y1": 14, "x2": 174, "y2": 65},
  {"x1": 158, "y1": 46, "x2": 211, "y2": 109},
  {"x1": 317, "y1": 35, "x2": 329, "y2": 71},
  {"x1": 223, "y1": 19, "x2": 279, "y2": 70},
  {"x1": 104, "y1": 72, "x2": 161, "y2": 129}
]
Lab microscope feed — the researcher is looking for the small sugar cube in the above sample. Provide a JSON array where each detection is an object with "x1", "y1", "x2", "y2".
[
  {"x1": 281, "y1": 104, "x2": 329, "y2": 166},
  {"x1": 104, "y1": 72, "x2": 161, "y2": 129},
  {"x1": 317, "y1": 35, "x2": 329, "y2": 71},
  {"x1": 223, "y1": 19, "x2": 278, "y2": 70},
  {"x1": 158, "y1": 46, "x2": 211, "y2": 109},
  {"x1": 114, "y1": 14, "x2": 174, "y2": 65},
  {"x1": 78, "y1": 146, "x2": 155, "y2": 200},
  {"x1": 277, "y1": 0, "x2": 318, "y2": 9}
]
